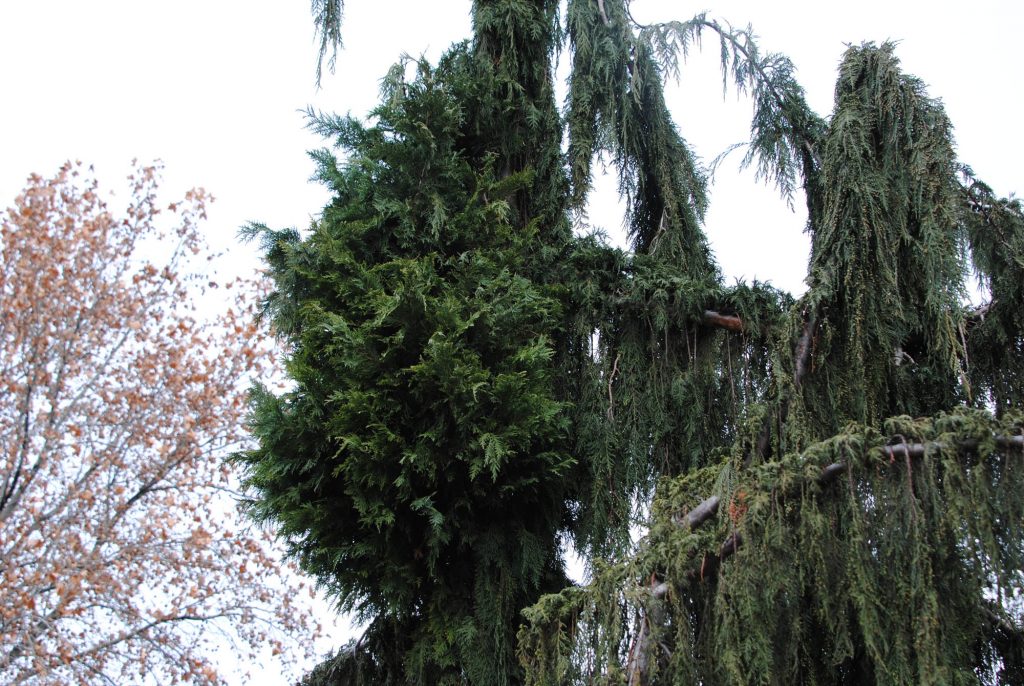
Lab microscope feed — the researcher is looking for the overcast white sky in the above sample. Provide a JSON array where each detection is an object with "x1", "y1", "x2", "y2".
[
  {"x1": 2, "y1": 1, "x2": 1021, "y2": 294},
  {"x1": 2, "y1": 0, "x2": 1022, "y2": 681}
]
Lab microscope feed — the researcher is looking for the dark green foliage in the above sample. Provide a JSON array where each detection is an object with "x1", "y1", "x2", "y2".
[
  {"x1": 521, "y1": 409, "x2": 1024, "y2": 685},
  {"x1": 563, "y1": 245, "x2": 792, "y2": 558},
  {"x1": 472, "y1": 0, "x2": 569, "y2": 243},
  {"x1": 560, "y1": 0, "x2": 803, "y2": 557},
  {"x1": 240, "y1": 48, "x2": 578, "y2": 683},
  {"x1": 961, "y1": 168, "x2": 1024, "y2": 415},
  {"x1": 799, "y1": 44, "x2": 968, "y2": 432},
  {"x1": 518, "y1": 33, "x2": 1024, "y2": 686},
  {"x1": 241, "y1": 2, "x2": 1024, "y2": 683},
  {"x1": 565, "y1": 0, "x2": 712, "y2": 267}
]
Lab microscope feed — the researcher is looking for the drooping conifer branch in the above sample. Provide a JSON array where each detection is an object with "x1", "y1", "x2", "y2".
[
  {"x1": 565, "y1": 0, "x2": 713, "y2": 265},
  {"x1": 800, "y1": 42, "x2": 970, "y2": 432},
  {"x1": 626, "y1": 10, "x2": 825, "y2": 221},
  {"x1": 959, "y1": 165, "x2": 1024, "y2": 415},
  {"x1": 311, "y1": 0, "x2": 345, "y2": 87},
  {"x1": 618, "y1": 425, "x2": 1024, "y2": 685},
  {"x1": 680, "y1": 432, "x2": 1024, "y2": 583}
]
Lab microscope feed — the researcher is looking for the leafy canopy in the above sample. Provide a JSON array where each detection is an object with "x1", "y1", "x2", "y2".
[{"x1": 0, "y1": 163, "x2": 316, "y2": 685}]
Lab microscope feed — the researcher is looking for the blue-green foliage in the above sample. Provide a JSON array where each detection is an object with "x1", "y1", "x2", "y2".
[
  {"x1": 800, "y1": 44, "x2": 968, "y2": 432},
  {"x1": 519, "y1": 38, "x2": 1024, "y2": 686}
]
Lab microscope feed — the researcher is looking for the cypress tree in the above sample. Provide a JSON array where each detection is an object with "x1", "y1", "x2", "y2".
[{"x1": 237, "y1": 3, "x2": 1024, "y2": 683}]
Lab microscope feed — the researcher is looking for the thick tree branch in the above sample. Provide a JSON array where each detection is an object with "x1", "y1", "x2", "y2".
[
  {"x1": 701, "y1": 310, "x2": 743, "y2": 332},
  {"x1": 671, "y1": 494, "x2": 719, "y2": 529},
  {"x1": 628, "y1": 494, "x2": 718, "y2": 683},
  {"x1": 793, "y1": 308, "x2": 816, "y2": 388},
  {"x1": 625, "y1": 577, "x2": 665, "y2": 686},
  {"x1": 686, "y1": 433, "x2": 1024, "y2": 581}
]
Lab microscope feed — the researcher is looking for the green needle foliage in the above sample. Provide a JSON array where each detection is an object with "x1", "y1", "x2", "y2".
[
  {"x1": 240, "y1": 41, "x2": 579, "y2": 684},
  {"x1": 236, "y1": 2, "x2": 1024, "y2": 683},
  {"x1": 520, "y1": 409, "x2": 1024, "y2": 686},
  {"x1": 796, "y1": 43, "x2": 969, "y2": 436}
]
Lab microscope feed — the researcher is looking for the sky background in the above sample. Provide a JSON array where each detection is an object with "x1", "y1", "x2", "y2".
[{"x1": 2, "y1": 0, "x2": 1022, "y2": 681}]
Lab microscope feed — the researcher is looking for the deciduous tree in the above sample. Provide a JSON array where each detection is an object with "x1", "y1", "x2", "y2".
[{"x1": 0, "y1": 163, "x2": 316, "y2": 684}]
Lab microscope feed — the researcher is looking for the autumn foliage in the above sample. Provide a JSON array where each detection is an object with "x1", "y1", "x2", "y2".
[{"x1": 0, "y1": 163, "x2": 315, "y2": 684}]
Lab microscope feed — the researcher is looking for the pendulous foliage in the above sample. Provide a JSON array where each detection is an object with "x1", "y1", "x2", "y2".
[
  {"x1": 238, "y1": 2, "x2": 1024, "y2": 683},
  {"x1": 521, "y1": 409, "x2": 1024, "y2": 685},
  {"x1": 518, "y1": 38, "x2": 1024, "y2": 686}
]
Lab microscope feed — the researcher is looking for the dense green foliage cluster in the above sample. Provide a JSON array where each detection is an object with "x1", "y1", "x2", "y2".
[
  {"x1": 240, "y1": 45, "x2": 579, "y2": 683},
  {"x1": 801, "y1": 44, "x2": 967, "y2": 432},
  {"x1": 517, "y1": 36, "x2": 1024, "y2": 685},
  {"x1": 521, "y1": 409, "x2": 1024, "y2": 685},
  {"x1": 236, "y1": 1, "x2": 1024, "y2": 683}
]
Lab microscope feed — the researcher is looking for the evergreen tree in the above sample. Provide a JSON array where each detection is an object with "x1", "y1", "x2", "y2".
[{"x1": 237, "y1": 2, "x2": 1024, "y2": 683}]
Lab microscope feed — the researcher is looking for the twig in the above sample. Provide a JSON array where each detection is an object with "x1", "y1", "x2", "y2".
[{"x1": 607, "y1": 352, "x2": 622, "y2": 421}]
